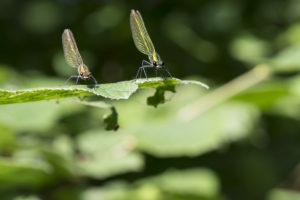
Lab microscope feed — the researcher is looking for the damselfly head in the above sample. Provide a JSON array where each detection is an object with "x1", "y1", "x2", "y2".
[
  {"x1": 156, "y1": 60, "x2": 165, "y2": 67},
  {"x1": 78, "y1": 64, "x2": 92, "y2": 79},
  {"x1": 80, "y1": 71, "x2": 92, "y2": 79},
  {"x1": 153, "y1": 61, "x2": 165, "y2": 69}
]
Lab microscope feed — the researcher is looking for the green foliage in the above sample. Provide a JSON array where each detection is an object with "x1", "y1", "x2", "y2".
[
  {"x1": 2, "y1": 0, "x2": 300, "y2": 199},
  {"x1": 139, "y1": 78, "x2": 208, "y2": 107},
  {"x1": 0, "y1": 78, "x2": 207, "y2": 130},
  {"x1": 0, "y1": 81, "x2": 136, "y2": 104},
  {"x1": 0, "y1": 156, "x2": 54, "y2": 191},
  {"x1": 72, "y1": 100, "x2": 119, "y2": 131},
  {"x1": 0, "y1": 78, "x2": 208, "y2": 105},
  {"x1": 131, "y1": 102, "x2": 259, "y2": 157},
  {"x1": 271, "y1": 44, "x2": 300, "y2": 73},
  {"x1": 76, "y1": 130, "x2": 143, "y2": 179},
  {"x1": 81, "y1": 168, "x2": 220, "y2": 200},
  {"x1": 147, "y1": 85, "x2": 174, "y2": 107},
  {"x1": 14, "y1": 196, "x2": 40, "y2": 200},
  {"x1": 234, "y1": 80, "x2": 289, "y2": 109},
  {"x1": 267, "y1": 189, "x2": 300, "y2": 200},
  {"x1": 140, "y1": 168, "x2": 220, "y2": 198},
  {"x1": 103, "y1": 106, "x2": 119, "y2": 131}
]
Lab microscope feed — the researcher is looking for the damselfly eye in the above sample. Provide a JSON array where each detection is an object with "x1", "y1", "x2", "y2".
[
  {"x1": 80, "y1": 72, "x2": 83, "y2": 76},
  {"x1": 162, "y1": 61, "x2": 165, "y2": 66},
  {"x1": 153, "y1": 61, "x2": 157, "y2": 66}
]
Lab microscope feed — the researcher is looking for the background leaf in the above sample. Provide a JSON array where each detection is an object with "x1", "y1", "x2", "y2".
[
  {"x1": 76, "y1": 130, "x2": 143, "y2": 179},
  {"x1": 132, "y1": 102, "x2": 259, "y2": 157},
  {"x1": 267, "y1": 189, "x2": 300, "y2": 200},
  {"x1": 81, "y1": 168, "x2": 220, "y2": 200}
]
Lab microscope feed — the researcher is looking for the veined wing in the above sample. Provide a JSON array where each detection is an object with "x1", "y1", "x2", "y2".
[
  {"x1": 130, "y1": 10, "x2": 155, "y2": 56},
  {"x1": 62, "y1": 29, "x2": 83, "y2": 68}
]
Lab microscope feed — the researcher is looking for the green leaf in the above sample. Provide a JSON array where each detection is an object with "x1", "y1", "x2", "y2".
[
  {"x1": 233, "y1": 80, "x2": 289, "y2": 109},
  {"x1": 270, "y1": 44, "x2": 300, "y2": 73},
  {"x1": 0, "y1": 81, "x2": 137, "y2": 104},
  {"x1": 0, "y1": 157, "x2": 53, "y2": 192},
  {"x1": 147, "y1": 84, "x2": 175, "y2": 107},
  {"x1": 0, "y1": 124, "x2": 17, "y2": 153},
  {"x1": 40, "y1": 136, "x2": 76, "y2": 177},
  {"x1": 0, "y1": 101, "x2": 84, "y2": 132},
  {"x1": 270, "y1": 75, "x2": 300, "y2": 119},
  {"x1": 113, "y1": 84, "x2": 257, "y2": 157},
  {"x1": 267, "y1": 189, "x2": 300, "y2": 200},
  {"x1": 137, "y1": 78, "x2": 209, "y2": 107},
  {"x1": 103, "y1": 107, "x2": 119, "y2": 131},
  {"x1": 76, "y1": 130, "x2": 143, "y2": 179},
  {"x1": 81, "y1": 168, "x2": 220, "y2": 200},
  {"x1": 140, "y1": 168, "x2": 220, "y2": 198},
  {"x1": 229, "y1": 33, "x2": 271, "y2": 65},
  {"x1": 0, "y1": 78, "x2": 208, "y2": 105},
  {"x1": 70, "y1": 100, "x2": 119, "y2": 131},
  {"x1": 13, "y1": 196, "x2": 40, "y2": 200},
  {"x1": 132, "y1": 102, "x2": 259, "y2": 157}
]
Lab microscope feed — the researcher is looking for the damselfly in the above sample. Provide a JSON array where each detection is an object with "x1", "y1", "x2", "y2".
[
  {"x1": 130, "y1": 9, "x2": 172, "y2": 79},
  {"x1": 62, "y1": 29, "x2": 97, "y2": 85}
]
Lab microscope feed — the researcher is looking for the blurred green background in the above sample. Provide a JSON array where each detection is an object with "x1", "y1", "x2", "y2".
[{"x1": 1, "y1": 0, "x2": 300, "y2": 199}]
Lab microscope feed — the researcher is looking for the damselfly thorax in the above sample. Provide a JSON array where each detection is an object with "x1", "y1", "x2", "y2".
[{"x1": 149, "y1": 51, "x2": 164, "y2": 67}]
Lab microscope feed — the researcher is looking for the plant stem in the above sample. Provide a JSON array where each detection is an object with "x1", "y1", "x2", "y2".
[
  {"x1": 177, "y1": 64, "x2": 273, "y2": 121},
  {"x1": 66, "y1": 99, "x2": 113, "y2": 109}
]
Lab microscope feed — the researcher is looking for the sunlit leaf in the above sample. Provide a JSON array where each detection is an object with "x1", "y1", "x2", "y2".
[
  {"x1": 0, "y1": 101, "x2": 83, "y2": 132},
  {"x1": 138, "y1": 78, "x2": 209, "y2": 107},
  {"x1": 0, "y1": 157, "x2": 53, "y2": 192},
  {"x1": 230, "y1": 33, "x2": 271, "y2": 65},
  {"x1": 233, "y1": 80, "x2": 289, "y2": 109},
  {"x1": 71, "y1": 100, "x2": 119, "y2": 131},
  {"x1": 140, "y1": 168, "x2": 220, "y2": 198},
  {"x1": 271, "y1": 44, "x2": 300, "y2": 73},
  {"x1": 81, "y1": 168, "x2": 220, "y2": 200},
  {"x1": 267, "y1": 188, "x2": 300, "y2": 200},
  {"x1": 13, "y1": 196, "x2": 40, "y2": 200},
  {"x1": 133, "y1": 102, "x2": 259, "y2": 157},
  {"x1": 0, "y1": 124, "x2": 16, "y2": 153},
  {"x1": 76, "y1": 130, "x2": 143, "y2": 179},
  {"x1": 0, "y1": 78, "x2": 208, "y2": 105}
]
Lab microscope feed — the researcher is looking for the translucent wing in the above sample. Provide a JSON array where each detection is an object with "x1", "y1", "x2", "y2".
[
  {"x1": 62, "y1": 29, "x2": 83, "y2": 68},
  {"x1": 130, "y1": 10, "x2": 155, "y2": 56}
]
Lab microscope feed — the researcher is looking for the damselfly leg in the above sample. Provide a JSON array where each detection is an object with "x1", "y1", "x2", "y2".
[
  {"x1": 163, "y1": 66, "x2": 173, "y2": 78},
  {"x1": 76, "y1": 76, "x2": 80, "y2": 84},
  {"x1": 157, "y1": 66, "x2": 173, "y2": 79},
  {"x1": 136, "y1": 65, "x2": 152, "y2": 79},
  {"x1": 90, "y1": 75, "x2": 98, "y2": 86},
  {"x1": 135, "y1": 60, "x2": 152, "y2": 79},
  {"x1": 64, "y1": 75, "x2": 79, "y2": 85}
]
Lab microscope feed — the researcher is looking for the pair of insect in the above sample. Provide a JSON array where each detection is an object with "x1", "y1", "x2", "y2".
[{"x1": 63, "y1": 9, "x2": 172, "y2": 85}]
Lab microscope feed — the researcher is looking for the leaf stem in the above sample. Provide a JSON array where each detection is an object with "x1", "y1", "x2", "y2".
[
  {"x1": 68, "y1": 99, "x2": 113, "y2": 109},
  {"x1": 177, "y1": 64, "x2": 273, "y2": 121}
]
